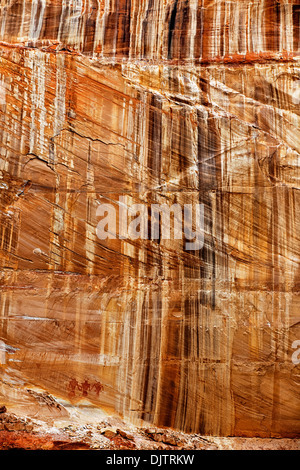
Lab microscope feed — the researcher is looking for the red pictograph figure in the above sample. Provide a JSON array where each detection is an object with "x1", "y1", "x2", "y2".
[
  {"x1": 67, "y1": 378, "x2": 104, "y2": 399},
  {"x1": 67, "y1": 378, "x2": 80, "y2": 398},
  {"x1": 93, "y1": 381, "x2": 104, "y2": 396},
  {"x1": 80, "y1": 379, "x2": 91, "y2": 397}
]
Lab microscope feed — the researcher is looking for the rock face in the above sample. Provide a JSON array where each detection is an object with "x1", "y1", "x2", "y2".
[{"x1": 0, "y1": 0, "x2": 299, "y2": 438}]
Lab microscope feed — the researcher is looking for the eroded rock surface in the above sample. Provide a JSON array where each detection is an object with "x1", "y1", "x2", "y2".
[
  {"x1": 0, "y1": 0, "x2": 299, "y2": 440},
  {"x1": 0, "y1": 408, "x2": 299, "y2": 450}
]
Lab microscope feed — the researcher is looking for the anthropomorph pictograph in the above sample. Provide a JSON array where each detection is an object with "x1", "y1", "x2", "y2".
[{"x1": 67, "y1": 378, "x2": 104, "y2": 399}]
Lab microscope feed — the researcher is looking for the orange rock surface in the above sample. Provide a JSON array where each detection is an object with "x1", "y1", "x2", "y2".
[{"x1": 0, "y1": 0, "x2": 299, "y2": 439}]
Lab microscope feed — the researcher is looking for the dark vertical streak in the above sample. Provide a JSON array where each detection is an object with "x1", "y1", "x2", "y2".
[{"x1": 168, "y1": 0, "x2": 178, "y2": 59}]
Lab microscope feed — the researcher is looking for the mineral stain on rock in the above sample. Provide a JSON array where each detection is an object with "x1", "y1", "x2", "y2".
[{"x1": 0, "y1": 0, "x2": 299, "y2": 445}]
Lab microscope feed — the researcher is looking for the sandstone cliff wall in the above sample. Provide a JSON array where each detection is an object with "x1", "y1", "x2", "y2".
[{"x1": 0, "y1": 0, "x2": 299, "y2": 437}]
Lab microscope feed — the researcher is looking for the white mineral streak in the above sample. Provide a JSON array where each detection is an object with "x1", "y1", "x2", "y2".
[
  {"x1": 85, "y1": 147, "x2": 97, "y2": 276},
  {"x1": 280, "y1": 3, "x2": 293, "y2": 53},
  {"x1": 29, "y1": 51, "x2": 47, "y2": 155},
  {"x1": 131, "y1": 0, "x2": 146, "y2": 60},
  {"x1": 58, "y1": 0, "x2": 83, "y2": 47},
  {"x1": 214, "y1": 0, "x2": 222, "y2": 57},
  {"x1": 0, "y1": 2, "x2": 7, "y2": 39},
  {"x1": 18, "y1": 0, "x2": 27, "y2": 41},
  {"x1": 29, "y1": 0, "x2": 46, "y2": 41},
  {"x1": 93, "y1": 0, "x2": 104, "y2": 57},
  {"x1": 0, "y1": 77, "x2": 6, "y2": 106},
  {"x1": 91, "y1": 0, "x2": 106, "y2": 57},
  {"x1": 54, "y1": 54, "x2": 66, "y2": 137},
  {"x1": 0, "y1": 340, "x2": 6, "y2": 365},
  {"x1": 132, "y1": 91, "x2": 147, "y2": 190}
]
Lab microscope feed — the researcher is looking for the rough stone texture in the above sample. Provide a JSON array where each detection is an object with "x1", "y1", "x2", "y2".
[
  {"x1": 0, "y1": 0, "x2": 299, "y2": 439},
  {"x1": 0, "y1": 409, "x2": 299, "y2": 450}
]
